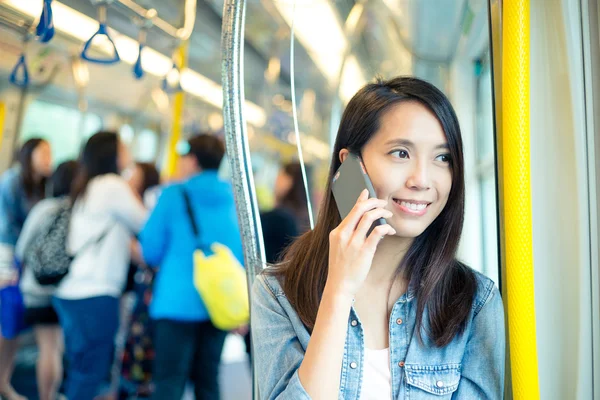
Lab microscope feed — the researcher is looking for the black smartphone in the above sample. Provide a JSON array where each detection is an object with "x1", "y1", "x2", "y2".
[{"x1": 332, "y1": 153, "x2": 387, "y2": 233}]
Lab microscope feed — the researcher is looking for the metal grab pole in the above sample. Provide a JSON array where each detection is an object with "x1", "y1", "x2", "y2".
[{"x1": 221, "y1": 1, "x2": 266, "y2": 397}]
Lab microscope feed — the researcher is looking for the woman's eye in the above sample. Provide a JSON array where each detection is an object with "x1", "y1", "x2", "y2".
[
  {"x1": 436, "y1": 154, "x2": 451, "y2": 163},
  {"x1": 390, "y1": 150, "x2": 409, "y2": 159}
]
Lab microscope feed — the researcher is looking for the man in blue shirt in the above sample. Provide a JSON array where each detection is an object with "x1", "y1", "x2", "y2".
[{"x1": 139, "y1": 133, "x2": 244, "y2": 400}]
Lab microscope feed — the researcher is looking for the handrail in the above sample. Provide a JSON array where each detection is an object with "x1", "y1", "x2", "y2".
[
  {"x1": 133, "y1": 28, "x2": 146, "y2": 79},
  {"x1": 35, "y1": 0, "x2": 55, "y2": 43},
  {"x1": 106, "y1": 0, "x2": 197, "y2": 41},
  {"x1": 221, "y1": 1, "x2": 266, "y2": 397},
  {"x1": 81, "y1": 5, "x2": 120, "y2": 64},
  {"x1": 9, "y1": 53, "x2": 29, "y2": 88}
]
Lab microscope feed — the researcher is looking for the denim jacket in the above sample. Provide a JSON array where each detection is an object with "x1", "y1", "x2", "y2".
[
  {"x1": 251, "y1": 268, "x2": 505, "y2": 400},
  {"x1": 0, "y1": 167, "x2": 34, "y2": 246}
]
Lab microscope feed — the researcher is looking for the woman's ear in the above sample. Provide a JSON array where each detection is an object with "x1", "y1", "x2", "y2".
[{"x1": 339, "y1": 149, "x2": 350, "y2": 164}]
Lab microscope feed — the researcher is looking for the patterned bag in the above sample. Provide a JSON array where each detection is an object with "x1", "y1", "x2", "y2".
[
  {"x1": 25, "y1": 201, "x2": 106, "y2": 286},
  {"x1": 25, "y1": 201, "x2": 73, "y2": 285}
]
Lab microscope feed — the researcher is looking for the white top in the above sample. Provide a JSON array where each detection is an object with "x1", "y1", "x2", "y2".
[
  {"x1": 15, "y1": 197, "x2": 64, "y2": 307},
  {"x1": 55, "y1": 174, "x2": 148, "y2": 300},
  {"x1": 359, "y1": 348, "x2": 392, "y2": 400}
]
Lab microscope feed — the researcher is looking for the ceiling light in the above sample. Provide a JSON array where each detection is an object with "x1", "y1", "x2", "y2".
[
  {"x1": 339, "y1": 55, "x2": 366, "y2": 104},
  {"x1": 273, "y1": 0, "x2": 347, "y2": 83}
]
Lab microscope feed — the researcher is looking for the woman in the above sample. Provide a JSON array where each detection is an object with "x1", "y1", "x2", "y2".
[
  {"x1": 118, "y1": 161, "x2": 160, "y2": 399},
  {"x1": 275, "y1": 162, "x2": 312, "y2": 233},
  {"x1": 15, "y1": 160, "x2": 78, "y2": 400},
  {"x1": 52, "y1": 131, "x2": 147, "y2": 400},
  {"x1": 244, "y1": 162, "x2": 311, "y2": 361},
  {"x1": 0, "y1": 138, "x2": 52, "y2": 400},
  {"x1": 261, "y1": 162, "x2": 310, "y2": 264},
  {"x1": 124, "y1": 162, "x2": 160, "y2": 293},
  {"x1": 252, "y1": 77, "x2": 505, "y2": 399},
  {"x1": 128, "y1": 162, "x2": 160, "y2": 204}
]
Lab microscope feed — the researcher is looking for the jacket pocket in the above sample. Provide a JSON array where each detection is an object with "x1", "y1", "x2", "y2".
[{"x1": 405, "y1": 363, "x2": 461, "y2": 398}]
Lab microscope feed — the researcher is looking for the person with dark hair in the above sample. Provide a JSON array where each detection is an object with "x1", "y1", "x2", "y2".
[
  {"x1": 252, "y1": 77, "x2": 505, "y2": 399},
  {"x1": 277, "y1": 162, "x2": 312, "y2": 232},
  {"x1": 139, "y1": 133, "x2": 244, "y2": 400},
  {"x1": 51, "y1": 132, "x2": 147, "y2": 400},
  {"x1": 116, "y1": 161, "x2": 161, "y2": 399},
  {"x1": 261, "y1": 161, "x2": 310, "y2": 264},
  {"x1": 0, "y1": 137, "x2": 52, "y2": 400},
  {"x1": 128, "y1": 162, "x2": 160, "y2": 201},
  {"x1": 124, "y1": 161, "x2": 161, "y2": 293},
  {"x1": 15, "y1": 160, "x2": 78, "y2": 400},
  {"x1": 242, "y1": 162, "x2": 311, "y2": 363},
  {"x1": 0, "y1": 138, "x2": 53, "y2": 251}
]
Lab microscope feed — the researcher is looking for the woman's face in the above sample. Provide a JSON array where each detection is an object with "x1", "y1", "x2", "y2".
[
  {"x1": 117, "y1": 140, "x2": 132, "y2": 174},
  {"x1": 31, "y1": 141, "x2": 53, "y2": 178},
  {"x1": 351, "y1": 101, "x2": 453, "y2": 239}
]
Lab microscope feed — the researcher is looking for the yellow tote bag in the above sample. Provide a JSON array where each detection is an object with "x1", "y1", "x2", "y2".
[
  {"x1": 192, "y1": 244, "x2": 249, "y2": 331},
  {"x1": 182, "y1": 190, "x2": 249, "y2": 331}
]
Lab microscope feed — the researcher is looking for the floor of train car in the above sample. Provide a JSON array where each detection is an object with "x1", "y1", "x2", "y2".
[{"x1": 12, "y1": 331, "x2": 253, "y2": 400}]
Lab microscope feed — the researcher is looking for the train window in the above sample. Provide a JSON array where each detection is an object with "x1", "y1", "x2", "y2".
[
  {"x1": 475, "y1": 62, "x2": 499, "y2": 285},
  {"x1": 119, "y1": 124, "x2": 135, "y2": 146},
  {"x1": 20, "y1": 100, "x2": 102, "y2": 165},
  {"x1": 134, "y1": 128, "x2": 159, "y2": 162},
  {"x1": 239, "y1": 0, "x2": 501, "y2": 286}
]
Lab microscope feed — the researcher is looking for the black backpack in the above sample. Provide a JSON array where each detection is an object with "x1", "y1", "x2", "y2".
[{"x1": 25, "y1": 201, "x2": 107, "y2": 286}]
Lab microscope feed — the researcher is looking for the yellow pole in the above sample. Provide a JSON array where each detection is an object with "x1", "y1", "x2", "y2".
[
  {"x1": 164, "y1": 43, "x2": 188, "y2": 179},
  {"x1": 0, "y1": 102, "x2": 5, "y2": 151},
  {"x1": 503, "y1": 1, "x2": 540, "y2": 399}
]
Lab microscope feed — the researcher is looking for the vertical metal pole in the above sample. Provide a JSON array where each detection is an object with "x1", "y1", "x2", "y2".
[{"x1": 222, "y1": 0, "x2": 266, "y2": 398}]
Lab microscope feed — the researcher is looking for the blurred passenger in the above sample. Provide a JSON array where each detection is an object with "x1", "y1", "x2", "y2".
[
  {"x1": 128, "y1": 162, "x2": 160, "y2": 203},
  {"x1": 0, "y1": 138, "x2": 52, "y2": 400},
  {"x1": 261, "y1": 162, "x2": 310, "y2": 264},
  {"x1": 252, "y1": 77, "x2": 505, "y2": 398},
  {"x1": 52, "y1": 132, "x2": 147, "y2": 400},
  {"x1": 139, "y1": 133, "x2": 244, "y2": 400},
  {"x1": 117, "y1": 162, "x2": 160, "y2": 399},
  {"x1": 15, "y1": 160, "x2": 78, "y2": 400},
  {"x1": 124, "y1": 162, "x2": 160, "y2": 294},
  {"x1": 243, "y1": 162, "x2": 311, "y2": 362}
]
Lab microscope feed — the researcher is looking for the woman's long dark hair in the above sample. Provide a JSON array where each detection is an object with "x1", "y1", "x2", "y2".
[
  {"x1": 135, "y1": 162, "x2": 160, "y2": 197},
  {"x1": 50, "y1": 160, "x2": 79, "y2": 198},
  {"x1": 71, "y1": 131, "x2": 119, "y2": 201},
  {"x1": 279, "y1": 162, "x2": 310, "y2": 232},
  {"x1": 268, "y1": 76, "x2": 477, "y2": 347},
  {"x1": 19, "y1": 138, "x2": 49, "y2": 201}
]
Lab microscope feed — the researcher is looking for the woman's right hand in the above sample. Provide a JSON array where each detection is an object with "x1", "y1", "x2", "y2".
[{"x1": 326, "y1": 189, "x2": 396, "y2": 298}]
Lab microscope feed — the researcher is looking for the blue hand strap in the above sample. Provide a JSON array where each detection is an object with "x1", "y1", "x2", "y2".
[
  {"x1": 9, "y1": 54, "x2": 29, "y2": 88},
  {"x1": 133, "y1": 43, "x2": 144, "y2": 79},
  {"x1": 36, "y1": 0, "x2": 55, "y2": 43},
  {"x1": 81, "y1": 23, "x2": 120, "y2": 64}
]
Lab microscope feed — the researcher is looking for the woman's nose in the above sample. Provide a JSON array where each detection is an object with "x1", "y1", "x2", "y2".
[{"x1": 405, "y1": 161, "x2": 431, "y2": 190}]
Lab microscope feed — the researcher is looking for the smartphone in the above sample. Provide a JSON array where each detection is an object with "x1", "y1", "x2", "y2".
[{"x1": 332, "y1": 153, "x2": 387, "y2": 234}]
